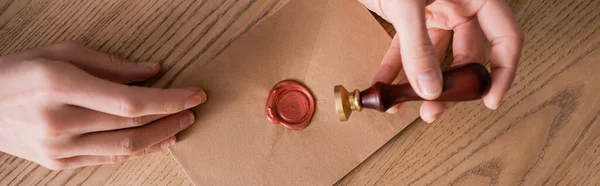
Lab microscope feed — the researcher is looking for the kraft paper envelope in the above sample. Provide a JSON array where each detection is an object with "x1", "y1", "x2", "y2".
[{"x1": 168, "y1": 0, "x2": 421, "y2": 185}]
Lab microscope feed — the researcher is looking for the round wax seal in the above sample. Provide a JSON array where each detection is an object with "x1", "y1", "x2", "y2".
[{"x1": 265, "y1": 80, "x2": 315, "y2": 130}]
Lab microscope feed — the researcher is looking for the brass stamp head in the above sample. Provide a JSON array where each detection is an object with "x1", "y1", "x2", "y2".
[{"x1": 334, "y1": 85, "x2": 362, "y2": 121}]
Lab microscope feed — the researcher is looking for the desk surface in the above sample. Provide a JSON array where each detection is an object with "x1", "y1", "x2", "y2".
[{"x1": 1, "y1": 0, "x2": 599, "y2": 185}]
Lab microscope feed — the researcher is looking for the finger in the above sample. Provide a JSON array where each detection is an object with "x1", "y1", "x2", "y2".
[
  {"x1": 416, "y1": 28, "x2": 452, "y2": 117},
  {"x1": 420, "y1": 102, "x2": 455, "y2": 123},
  {"x1": 374, "y1": 29, "x2": 450, "y2": 84},
  {"x1": 383, "y1": 0, "x2": 443, "y2": 100},
  {"x1": 453, "y1": 19, "x2": 486, "y2": 65},
  {"x1": 419, "y1": 19, "x2": 486, "y2": 120},
  {"x1": 373, "y1": 35, "x2": 403, "y2": 84},
  {"x1": 51, "y1": 136, "x2": 175, "y2": 169},
  {"x1": 477, "y1": 0, "x2": 524, "y2": 109},
  {"x1": 357, "y1": 0, "x2": 389, "y2": 21},
  {"x1": 43, "y1": 41, "x2": 160, "y2": 84},
  {"x1": 54, "y1": 106, "x2": 168, "y2": 134},
  {"x1": 386, "y1": 29, "x2": 450, "y2": 114},
  {"x1": 57, "y1": 68, "x2": 206, "y2": 117},
  {"x1": 67, "y1": 111, "x2": 193, "y2": 156},
  {"x1": 428, "y1": 28, "x2": 452, "y2": 63}
]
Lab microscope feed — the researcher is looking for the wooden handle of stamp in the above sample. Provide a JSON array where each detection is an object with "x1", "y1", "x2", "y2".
[{"x1": 360, "y1": 63, "x2": 492, "y2": 112}]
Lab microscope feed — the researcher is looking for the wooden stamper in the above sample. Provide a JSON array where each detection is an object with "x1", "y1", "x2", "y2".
[{"x1": 334, "y1": 63, "x2": 492, "y2": 121}]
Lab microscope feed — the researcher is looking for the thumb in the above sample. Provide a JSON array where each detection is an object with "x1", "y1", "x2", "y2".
[
  {"x1": 384, "y1": 1, "x2": 442, "y2": 100},
  {"x1": 42, "y1": 41, "x2": 159, "y2": 84}
]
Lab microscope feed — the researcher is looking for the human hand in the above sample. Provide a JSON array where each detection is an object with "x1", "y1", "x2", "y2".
[
  {"x1": 359, "y1": 0, "x2": 524, "y2": 122},
  {"x1": 0, "y1": 41, "x2": 206, "y2": 170}
]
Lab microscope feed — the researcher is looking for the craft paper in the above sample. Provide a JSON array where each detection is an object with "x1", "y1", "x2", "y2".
[{"x1": 168, "y1": 0, "x2": 420, "y2": 185}]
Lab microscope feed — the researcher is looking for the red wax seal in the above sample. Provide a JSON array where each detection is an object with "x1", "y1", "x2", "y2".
[{"x1": 266, "y1": 80, "x2": 315, "y2": 130}]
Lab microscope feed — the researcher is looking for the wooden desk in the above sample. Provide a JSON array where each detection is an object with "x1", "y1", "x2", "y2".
[{"x1": 1, "y1": 0, "x2": 599, "y2": 185}]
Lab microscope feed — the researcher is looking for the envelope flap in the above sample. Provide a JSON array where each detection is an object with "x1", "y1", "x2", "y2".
[{"x1": 168, "y1": 0, "x2": 420, "y2": 185}]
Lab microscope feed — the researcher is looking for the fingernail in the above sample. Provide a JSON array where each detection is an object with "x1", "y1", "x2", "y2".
[
  {"x1": 179, "y1": 111, "x2": 195, "y2": 129},
  {"x1": 185, "y1": 89, "x2": 207, "y2": 108},
  {"x1": 484, "y1": 97, "x2": 501, "y2": 110},
  {"x1": 143, "y1": 62, "x2": 160, "y2": 71},
  {"x1": 424, "y1": 117, "x2": 433, "y2": 123},
  {"x1": 489, "y1": 102, "x2": 499, "y2": 110},
  {"x1": 417, "y1": 69, "x2": 442, "y2": 97},
  {"x1": 160, "y1": 137, "x2": 176, "y2": 148},
  {"x1": 386, "y1": 106, "x2": 398, "y2": 114},
  {"x1": 423, "y1": 113, "x2": 440, "y2": 124}
]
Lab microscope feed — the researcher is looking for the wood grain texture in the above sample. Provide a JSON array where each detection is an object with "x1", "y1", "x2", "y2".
[
  {"x1": 1, "y1": 0, "x2": 599, "y2": 185},
  {"x1": 338, "y1": 0, "x2": 600, "y2": 185},
  {"x1": 0, "y1": 0, "x2": 288, "y2": 185}
]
